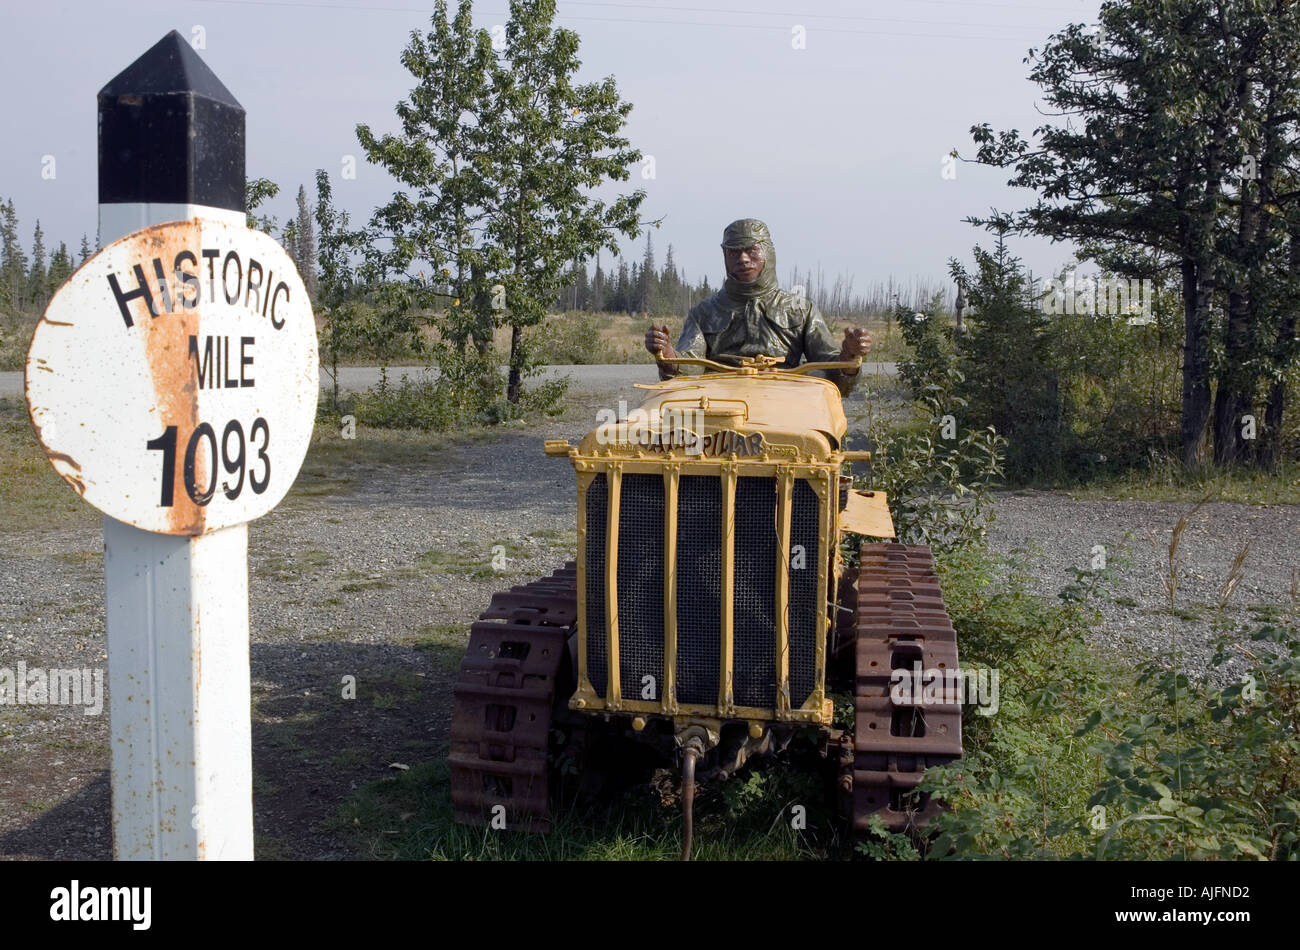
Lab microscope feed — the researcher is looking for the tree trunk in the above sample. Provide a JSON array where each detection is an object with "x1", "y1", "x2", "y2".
[
  {"x1": 1180, "y1": 258, "x2": 1213, "y2": 468},
  {"x1": 1260, "y1": 230, "x2": 1300, "y2": 469},
  {"x1": 507, "y1": 324, "x2": 523, "y2": 404},
  {"x1": 1214, "y1": 191, "x2": 1250, "y2": 465},
  {"x1": 1213, "y1": 284, "x2": 1250, "y2": 465},
  {"x1": 331, "y1": 343, "x2": 340, "y2": 414},
  {"x1": 1261, "y1": 373, "x2": 1287, "y2": 470}
]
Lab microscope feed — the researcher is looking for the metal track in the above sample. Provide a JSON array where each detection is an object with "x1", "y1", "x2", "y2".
[
  {"x1": 449, "y1": 562, "x2": 577, "y2": 832},
  {"x1": 852, "y1": 543, "x2": 963, "y2": 832}
]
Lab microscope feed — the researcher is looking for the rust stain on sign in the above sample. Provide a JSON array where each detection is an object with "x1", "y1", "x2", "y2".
[{"x1": 135, "y1": 223, "x2": 205, "y2": 535}]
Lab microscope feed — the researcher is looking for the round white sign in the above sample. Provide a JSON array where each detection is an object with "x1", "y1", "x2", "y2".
[{"x1": 26, "y1": 218, "x2": 319, "y2": 535}]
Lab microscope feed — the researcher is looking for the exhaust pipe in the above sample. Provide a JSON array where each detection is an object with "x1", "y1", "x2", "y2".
[{"x1": 680, "y1": 741, "x2": 703, "y2": 861}]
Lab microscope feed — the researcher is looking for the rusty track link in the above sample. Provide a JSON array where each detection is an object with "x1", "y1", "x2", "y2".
[
  {"x1": 449, "y1": 562, "x2": 577, "y2": 832},
  {"x1": 852, "y1": 542, "x2": 962, "y2": 832}
]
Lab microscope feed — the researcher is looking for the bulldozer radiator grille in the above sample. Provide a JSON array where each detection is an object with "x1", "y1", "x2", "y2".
[
  {"x1": 733, "y1": 477, "x2": 778, "y2": 708},
  {"x1": 675, "y1": 475, "x2": 721, "y2": 706},
  {"x1": 585, "y1": 473, "x2": 608, "y2": 697},
  {"x1": 581, "y1": 468, "x2": 825, "y2": 713},
  {"x1": 789, "y1": 479, "x2": 820, "y2": 708},
  {"x1": 617, "y1": 474, "x2": 665, "y2": 701}
]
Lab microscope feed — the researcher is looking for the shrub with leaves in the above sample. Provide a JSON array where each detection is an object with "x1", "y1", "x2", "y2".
[
  {"x1": 348, "y1": 342, "x2": 568, "y2": 430},
  {"x1": 1074, "y1": 626, "x2": 1299, "y2": 860},
  {"x1": 896, "y1": 294, "x2": 958, "y2": 406},
  {"x1": 887, "y1": 546, "x2": 1300, "y2": 861},
  {"x1": 859, "y1": 396, "x2": 1006, "y2": 549},
  {"x1": 528, "y1": 311, "x2": 618, "y2": 365}
]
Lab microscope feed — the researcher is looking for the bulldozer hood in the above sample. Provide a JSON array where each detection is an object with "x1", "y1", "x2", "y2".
[{"x1": 578, "y1": 370, "x2": 849, "y2": 462}]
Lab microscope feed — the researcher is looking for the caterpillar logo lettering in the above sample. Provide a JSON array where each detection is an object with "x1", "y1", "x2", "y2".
[{"x1": 696, "y1": 430, "x2": 763, "y2": 457}]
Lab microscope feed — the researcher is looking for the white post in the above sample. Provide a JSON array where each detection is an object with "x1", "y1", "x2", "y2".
[{"x1": 97, "y1": 33, "x2": 253, "y2": 860}]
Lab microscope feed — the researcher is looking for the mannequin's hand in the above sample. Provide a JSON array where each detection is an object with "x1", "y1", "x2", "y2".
[{"x1": 839, "y1": 327, "x2": 872, "y2": 368}]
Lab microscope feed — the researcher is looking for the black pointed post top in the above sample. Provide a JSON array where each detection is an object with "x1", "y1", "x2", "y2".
[{"x1": 98, "y1": 31, "x2": 245, "y2": 212}]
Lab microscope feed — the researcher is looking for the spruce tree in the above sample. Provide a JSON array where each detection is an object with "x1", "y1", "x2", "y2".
[
  {"x1": 638, "y1": 231, "x2": 656, "y2": 313},
  {"x1": 47, "y1": 241, "x2": 73, "y2": 293},
  {"x1": 950, "y1": 227, "x2": 1062, "y2": 481},
  {"x1": 294, "y1": 184, "x2": 318, "y2": 301},
  {"x1": 28, "y1": 221, "x2": 47, "y2": 308},
  {"x1": 1, "y1": 200, "x2": 28, "y2": 311}
]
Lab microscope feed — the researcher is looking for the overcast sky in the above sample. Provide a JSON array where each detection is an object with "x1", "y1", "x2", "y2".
[{"x1": 1, "y1": 0, "x2": 1103, "y2": 299}]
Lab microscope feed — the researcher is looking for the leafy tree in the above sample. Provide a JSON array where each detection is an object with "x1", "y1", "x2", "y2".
[
  {"x1": 1199, "y1": 4, "x2": 1300, "y2": 465},
  {"x1": 1260, "y1": 219, "x2": 1300, "y2": 467},
  {"x1": 476, "y1": 0, "x2": 647, "y2": 400},
  {"x1": 355, "y1": 0, "x2": 496, "y2": 353},
  {"x1": 78, "y1": 233, "x2": 92, "y2": 265},
  {"x1": 245, "y1": 177, "x2": 279, "y2": 233},
  {"x1": 315, "y1": 169, "x2": 366, "y2": 411},
  {"x1": 356, "y1": 0, "x2": 647, "y2": 404},
  {"x1": 963, "y1": 0, "x2": 1300, "y2": 468}
]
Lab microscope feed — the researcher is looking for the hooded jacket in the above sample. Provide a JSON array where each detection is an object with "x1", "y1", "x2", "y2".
[{"x1": 671, "y1": 218, "x2": 859, "y2": 396}]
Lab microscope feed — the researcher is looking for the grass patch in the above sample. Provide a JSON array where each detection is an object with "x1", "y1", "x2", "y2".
[
  {"x1": 1157, "y1": 604, "x2": 1204, "y2": 622},
  {"x1": 1063, "y1": 461, "x2": 1300, "y2": 504},
  {"x1": 405, "y1": 623, "x2": 469, "y2": 672},
  {"x1": 0, "y1": 312, "x2": 37, "y2": 372},
  {"x1": 330, "y1": 747, "x2": 369, "y2": 770},
  {"x1": 411, "y1": 539, "x2": 531, "y2": 580},
  {"x1": 253, "y1": 835, "x2": 295, "y2": 861},
  {"x1": 262, "y1": 549, "x2": 333, "y2": 582},
  {"x1": 368, "y1": 669, "x2": 425, "y2": 711},
  {"x1": 285, "y1": 420, "x2": 464, "y2": 504},
  {"x1": 0, "y1": 396, "x2": 98, "y2": 533},
  {"x1": 42, "y1": 737, "x2": 107, "y2": 755},
  {"x1": 336, "y1": 570, "x2": 394, "y2": 594},
  {"x1": 335, "y1": 758, "x2": 844, "y2": 861}
]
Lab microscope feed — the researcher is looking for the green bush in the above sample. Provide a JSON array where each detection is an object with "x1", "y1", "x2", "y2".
[
  {"x1": 896, "y1": 295, "x2": 957, "y2": 406},
  {"x1": 853, "y1": 542, "x2": 1300, "y2": 861},
  {"x1": 943, "y1": 237, "x2": 1191, "y2": 484},
  {"x1": 528, "y1": 311, "x2": 619, "y2": 364},
  {"x1": 344, "y1": 343, "x2": 568, "y2": 431},
  {"x1": 858, "y1": 396, "x2": 1007, "y2": 549}
]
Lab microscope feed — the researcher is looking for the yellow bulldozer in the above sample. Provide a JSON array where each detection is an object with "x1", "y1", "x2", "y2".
[{"x1": 449, "y1": 353, "x2": 962, "y2": 856}]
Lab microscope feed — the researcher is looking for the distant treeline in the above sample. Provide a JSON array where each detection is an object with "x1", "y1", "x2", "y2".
[
  {"x1": 0, "y1": 187, "x2": 950, "y2": 326},
  {"x1": 551, "y1": 232, "x2": 952, "y2": 320},
  {"x1": 0, "y1": 197, "x2": 94, "y2": 317}
]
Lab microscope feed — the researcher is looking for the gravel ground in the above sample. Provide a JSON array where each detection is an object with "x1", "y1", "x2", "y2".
[
  {"x1": 986, "y1": 492, "x2": 1298, "y2": 684},
  {"x1": 1, "y1": 373, "x2": 1294, "y2": 859}
]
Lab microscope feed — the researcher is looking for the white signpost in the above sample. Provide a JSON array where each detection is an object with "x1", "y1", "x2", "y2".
[{"x1": 25, "y1": 31, "x2": 318, "y2": 860}]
